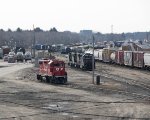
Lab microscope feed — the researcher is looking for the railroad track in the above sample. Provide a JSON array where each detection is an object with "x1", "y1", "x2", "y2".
[
  {"x1": 68, "y1": 64, "x2": 150, "y2": 92},
  {"x1": 60, "y1": 54, "x2": 150, "y2": 91},
  {"x1": 67, "y1": 66, "x2": 150, "y2": 101},
  {"x1": 94, "y1": 69, "x2": 150, "y2": 92},
  {"x1": 67, "y1": 81, "x2": 150, "y2": 101}
]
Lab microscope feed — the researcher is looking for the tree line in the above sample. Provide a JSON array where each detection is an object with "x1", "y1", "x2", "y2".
[{"x1": 0, "y1": 27, "x2": 149, "y2": 48}]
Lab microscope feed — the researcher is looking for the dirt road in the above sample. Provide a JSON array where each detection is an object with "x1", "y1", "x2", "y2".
[{"x1": 0, "y1": 60, "x2": 149, "y2": 120}]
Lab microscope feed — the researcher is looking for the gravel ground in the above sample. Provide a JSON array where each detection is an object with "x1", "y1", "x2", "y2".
[{"x1": 0, "y1": 56, "x2": 150, "y2": 120}]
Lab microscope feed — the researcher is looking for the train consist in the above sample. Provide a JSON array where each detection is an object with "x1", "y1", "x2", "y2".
[
  {"x1": 68, "y1": 52, "x2": 95, "y2": 70},
  {"x1": 86, "y1": 48, "x2": 150, "y2": 69},
  {"x1": 37, "y1": 59, "x2": 67, "y2": 84}
]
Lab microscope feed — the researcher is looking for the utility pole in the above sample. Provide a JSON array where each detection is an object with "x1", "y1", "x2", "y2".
[
  {"x1": 111, "y1": 25, "x2": 113, "y2": 41},
  {"x1": 33, "y1": 24, "x2": 35, "y2": 58},
  {"x1": 92, "y1": 35, "x2": 95, "y2": 84},
  {"x1": 146, "y1": 31, "x2": 149, "y2": 42}
]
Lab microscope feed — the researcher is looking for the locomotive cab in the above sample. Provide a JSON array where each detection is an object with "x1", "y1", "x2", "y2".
[
  {"x1": 48, "y1": 60, "x2": 66, "y2": 77},
  {"x1": 37, "y1": 59, "x2": 67, "y2": 84}
]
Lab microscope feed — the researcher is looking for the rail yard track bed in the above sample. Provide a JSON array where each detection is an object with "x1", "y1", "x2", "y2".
[{"x1": 0, "y1": 60, "x2": 150, "y2": 120}]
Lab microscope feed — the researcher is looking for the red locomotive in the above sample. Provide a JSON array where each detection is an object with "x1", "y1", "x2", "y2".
[{"x1": 37, "y1": 59, "x2": 67, "y2": 84}]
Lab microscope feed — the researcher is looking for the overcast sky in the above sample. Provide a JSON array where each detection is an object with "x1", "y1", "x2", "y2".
[{"x1": 0, "y1": 0, "x2": 149, "y2": 33}]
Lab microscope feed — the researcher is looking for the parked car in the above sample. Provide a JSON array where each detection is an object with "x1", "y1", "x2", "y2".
[
  {"x1": 16, "y1": 52, "x2": 24, "y2": 62},
  {"x1": 24, "y1": 51, "x2": 32, "y2": 61},
  {"x1": 8, "y1": 52, "x2": 16, "y2": 63},
  {"x1": 3, "y1": 54, "x2": 8, "y2": 61},
  {"x1": 8, "y1": 52, "x2": 16, "y2": 58}
]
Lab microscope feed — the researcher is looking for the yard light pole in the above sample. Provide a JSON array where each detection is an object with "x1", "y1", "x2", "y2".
[
  {"x1": 92, "y1": 35, "x2": 95, "y2": 84},
  {"x1": 33, "y1": 24, "x2": 36, "y2": 58}
]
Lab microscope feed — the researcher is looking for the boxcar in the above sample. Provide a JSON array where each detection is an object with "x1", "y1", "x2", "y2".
[
  {"x1": 102, "y1": 48, "x2": 115, "y2": 63},
  {"x1": 144, "y1": 53, "x2": 150, "y2": 68},
  {"x1": 98, "y1": 49, "x2": 103, "y2": 61},
  {"x1": 94, "y1": 49, "x2": 100, "y2": 61},
  {"x1": 124, "y1": 51, "x2": 133, "y2": 66},
  {"x1": 133, "y1": 51, "x2": 144, "y2": 68},
  {"x1": 115, "y1": 51, "x2": 124, "y2": 65}
]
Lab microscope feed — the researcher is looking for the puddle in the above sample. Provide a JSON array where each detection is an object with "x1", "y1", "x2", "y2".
[
  {"x1": 72, "y1": 115, "x2": 79, "y2": 118},
  {"x1": 16, "y1": 77, "x2": 23, "y2": 80},
  {"x1": 42, "y1": 104, "x2": 62, "y2": 110},
  {"x1": 62, "y1": 113, "x2": 79, "y2": 118},
  {"x1": 62, "y1": 113, "x2": 69, "y2": 116}
]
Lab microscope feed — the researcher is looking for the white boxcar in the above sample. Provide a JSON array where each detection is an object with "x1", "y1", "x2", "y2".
[
  {"x1": 124, "y1": 51, "x2": 133, "y2": 66},
  {"x1": 94, "y1": 49, "x2": 100, "y2": 61},
  {"x1": 144, "y1": 53, "x2": 150, "y2": 67},
  {"x1": 98, "y1": 49, "x2": 103, "y2": 61},
  {"x1": 85, "y1": 49, "x2": 103, "y2": 61}
]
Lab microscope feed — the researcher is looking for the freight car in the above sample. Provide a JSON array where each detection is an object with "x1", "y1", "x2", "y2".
[
  {"x1": 16, "y1": 52, "x2": 24, "y2": 62},
  {"x1": 68, "y1": 52, "x2": 94, "y2": 70},
  {"x1": 94, "y1": 49, "x2": 100, "y2": 61},
  {"x1": 102, "y1": 48, "x2": 116, "y2": 63},
  {"x1": 37, "y1": 59, "x2": 67, "y2": 84},
  {"x1": 144, "y1": 53, "x2": 150, "y2": 69},
  {"x1": 133, "y1": 51, "x2": 144, "y2": 68},
  {"x1": 85, "y1": 48, "x2": 150, "y2": 70},
  {"x1": 123, "y1": 51, "x2": 133, "y2": 67},
  {"x1": 85, "y1": 49, "x2": 103, "y2": 61},
  {"x1": 115, "y1": 50, "x2": 124, "y2": 65},
  {"x1": 85, "y1": 48, "x2": 116, "y2": 63}
]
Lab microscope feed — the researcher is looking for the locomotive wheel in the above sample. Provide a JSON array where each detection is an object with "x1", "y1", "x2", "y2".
[
  {"x1": 61, "y1": 79, "x2": 64, "y2": 84},
  {"x1": 80, "y1": 66, "x2": 84, "y2": 70},
  {"x1": 37, "y1": 74, "x2": 41, "y2": 80},
  {"x1": 48, "y1": 77, "x2": 51, "y2": 83},
  {"x1": 64, "y1": 78, "x2": 67, "y2": 84},
  {"x1": 51, "y1": 76, "x2": 55, "y2": 84},
  {"x1": 40, "y1": 76, "x2": 43, "y2": 82},
  {"x1": 46, "y1": 76, "x2": 50, "y2": 83},
  {"x1": 64, "y1": 75, "x2": 67, "y2": 83}
]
